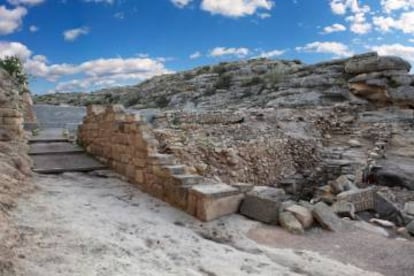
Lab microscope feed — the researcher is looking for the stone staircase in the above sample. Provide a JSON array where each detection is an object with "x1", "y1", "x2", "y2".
[{"x1": 29, "y1": 128, "x2": 106, "y2": 174}]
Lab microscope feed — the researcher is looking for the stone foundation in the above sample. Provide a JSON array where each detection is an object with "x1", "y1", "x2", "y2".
[{"x1": 78, "y1": 105, "x2": 244, "y2": 221}]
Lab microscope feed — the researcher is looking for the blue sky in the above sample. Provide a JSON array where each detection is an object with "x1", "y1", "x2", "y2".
[{"x1": 0, "y1": 0, "x2": 414, "y2": 95}]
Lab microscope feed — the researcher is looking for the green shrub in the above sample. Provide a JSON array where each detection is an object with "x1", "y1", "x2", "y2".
[
  {"x1": 242, "y1": 76, "x2": 263, "y2": 87},
  {"x1": 0, "y1": 56, "x2": 28, "y2": 91},
  {"x1": 155, "y1": 95, "x2": 170, "y2": 108},
  {"x1": 212, "y1": 63, "x2": 227, "y2": 75},
  {"x1": 265, "y1": 66, "x2": 288, "y2": 85},
  {"x1": 215, "y1": 75, "x2": 232, "y2": 90}
]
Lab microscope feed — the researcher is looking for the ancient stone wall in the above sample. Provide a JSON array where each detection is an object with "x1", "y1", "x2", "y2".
[
  {"x1": 0, "y1": 69, "x2": 32, "y2": 275},
  {"x1": 78, "y1": 105, "x2": 245, "y2": 221}
]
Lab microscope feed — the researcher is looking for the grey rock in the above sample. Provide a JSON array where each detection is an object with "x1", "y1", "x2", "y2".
[
  {"x1": 285, "y1": 204, "x2": 314, "y2": 228},
  {"x1": 374, "y1": 191, "x2": 404, "y2": 226},
  {"x1": 332, "y1": 201, "x2": 356, "y2": 219},
  {"x1": 312, "y1": 202, "x2": 343, "y2": 231},
  {"x1": 406, "y1": 220, "x2": 414, "y2": 235},
  {"x1": 345, "y1": 54, "x2": 411, "y2": 74},
  {"x1": 404, "y1": 201, "x2": 414, "y2": 216},
  {"x1": 239, "y1": 186, "x2": 288, "y2": 224},
  {"x1": 279, "y1": 212, "x2": 304, "y2": 235}
]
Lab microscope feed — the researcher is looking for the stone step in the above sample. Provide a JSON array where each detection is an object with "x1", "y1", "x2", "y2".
[
  {"x1": 29, "y1": 142, "x2": 84, "y2": 155},
  {"x1": 31, "y1": 153, "x2": 106, "y2": 174},
  {"x1": 163, "y1": 165, "x2": 186, "y2": 175},
  {"x1": 173, "y1": 174, "x2": 204, "y2": 186},
  {"x1": 148, "y1": 153, "x2": 175, "y2": 165},
  {"x1": 188, "y1": 183, "x2": 244, "y2": 221}
]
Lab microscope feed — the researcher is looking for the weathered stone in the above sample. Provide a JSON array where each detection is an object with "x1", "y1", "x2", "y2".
[
  {"x1": 404, "y1": 201, "x2": 414, "y2": 216},
  {"x1": 374, "y1": 191, "x2": 403, "y2": 226},
  {"x1": 279, "y1": 212, "x2": 304, "y2": 235},
  {"x1": 312, "y1": 202, "x2": 343, "y2": 231},
  {"x1": 285, "y1": 204, "x2": 313, "y2": 228},
  {"x1": 369, "y1": 218, "x2": 396, "y2": 228},
  {"x1": 337, "y1": 188, "x2": 375, "y2": 212},
  {"x1": 332, "y1": 201, "x2": 355, "y2": 219},
  {"x1": 348, "y1": 139, "x2": 362, "y2": 148},
  {"x1": 405, "y1": 220, "x2": 414, "y2": 235},
  {"x1": 189, "y1": 183, "x2": 244, "y2": 221},
  {"x1": 239, "y1": 186, "x2": 287, "y2": 224},
  {"x1": 231, "y1": 182, "x2": 254, "y2": 193},
  {"x1": 330, "y1": 175, "x2": 356, "y2": 194},
  {"x1": 345, "y1": 54, "x2": 411, "y2": 74}
]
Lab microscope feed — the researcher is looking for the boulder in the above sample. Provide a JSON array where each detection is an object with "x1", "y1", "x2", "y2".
[
  {"x1": 337, "y1": 188, "x2": 375, "y2": 212},
  {"x1": 374, "y1": 191, "x2": 404, "y2": 226},
  {"x1": 330, "y1": 175, "x2": 356, "y2": 194},
  {"x1": 406, "y1": 220, "x2": 414, "y2": 236},
  {"x1": 404, "y1": 202, "x2": 414, "y2": 216},
  {"x1": 279, "y1": 212, "x2": 304, "y2": 235},
  {"x1": 312, "y1": 202, "x2": 343, "y2": 231},
  {"x1": 285, "y1": 204, "x2": 314, "y2": 228},
  {"x1": 332, "y1": 201, "x2": 355, "y2": 219},
  {"x1": 371, "y1": 162, "x2": 414, "y2": 190},
  {"x1": 239, "y1": 186, "x2": 287, "y2": 224},
  {"x1": 345, "y1": 54, "x2": 411, "y2": 74}
]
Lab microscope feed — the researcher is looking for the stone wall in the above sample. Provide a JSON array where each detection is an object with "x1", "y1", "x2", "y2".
[
  {"x1": 78, "y1": 105, "x2": 245, "y2": 221},
  {"x1": 0, "y1": 69, "x2": 32, "y2": 275}
]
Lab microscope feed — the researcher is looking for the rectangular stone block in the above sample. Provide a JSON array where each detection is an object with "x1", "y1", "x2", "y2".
[
  {"x1": 239, "y1": 186, "x2": 287, "y2": 224},
  {"x1": 337, "y1": 188, "x2": 374, "y2": 212},
  {"x1": 189, "y1": 184, "x2": 244, "y2": 221}
]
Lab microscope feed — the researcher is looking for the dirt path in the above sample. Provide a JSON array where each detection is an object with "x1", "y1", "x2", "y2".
[{"x1": 11, "y1": 173, "x2": 381, "y2": 276}]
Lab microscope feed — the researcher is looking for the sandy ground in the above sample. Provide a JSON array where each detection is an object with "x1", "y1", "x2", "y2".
[{"x1": 10, "y1": 173, "x2": 390, "y2": 276}]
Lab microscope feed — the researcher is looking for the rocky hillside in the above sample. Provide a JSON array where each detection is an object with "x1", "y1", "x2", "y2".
[{"x1": 34, "y1": 52, "x2": 414, "y2": 111}]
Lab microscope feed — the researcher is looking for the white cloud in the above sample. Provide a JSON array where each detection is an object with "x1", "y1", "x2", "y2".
[
  {"x1": 0, "y1": 6, "x2": 27, "y2": 35},
  {"x1": 329, "y1": 1, "x2": 371, "y2": 34},
  {"x1": 29, "y1": 25, "x2": 38, "y2": 32},
  {"x1": 63, "y1": 27, "x2": 89, "y2": 42},
  {"x1": 322, "y1": 23, "x2": 346, "y2": 34},
  {"x1": 7, "y1": 0, "x2": 45, "y2": 5},
  {"x1": 346, "y1": 12, "x2": 372, "y2": 34},
  {"x1": 296, "y1": 41, "x2": 354, "y2": 57},
  {"x1": 373, "y1": 11, "x2": 414, "y2": 34},
  {"x1": 189, "y1": 51, "x2": 201, "y2": 59},
  {"x1": 259, "y1": 49, "x2": 285, "y2": 58},
  {"x1": 380, "y1": 0, "x2": 414, "y2": 13},
  {"x1": 0, "y1": 41, "x2": 171, "y2": 92},
  {"x1": 171, "y1": 0, "x2": 192, "y2": 8},
  {"x1": 209, "y1": 47, "x2": 250, "y2": 57},
  {"x1": 201, "y1": 0, "x2": 273, "y2": 17},
  {"x1": 0, "y1": 41, "x2": 31, "y2": 59},
  {"x1": 371, "y1": 43, "x2": 414, "y2": 62}
]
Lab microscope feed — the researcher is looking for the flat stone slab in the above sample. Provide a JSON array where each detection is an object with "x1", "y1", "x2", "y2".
[
  {"x1": 30, "y1": 128, "x2": 68, "y2": 143},
  {"x1": 188, "y1": 184, "x2": 244, "y2": 222},
  {"x1": 30, "y1": 142, "x2": 84, "y2": 155},
  {"x1": 32, "y1": 153, "x2": 106, "y2": 174},
  {"x1": 190, "y1": 183, "x2": 240, "y2": 198}
]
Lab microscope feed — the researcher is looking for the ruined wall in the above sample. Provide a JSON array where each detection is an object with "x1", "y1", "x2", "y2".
[
  {"x1": 78, "y1": 105, "x2": 245, "y2": 221},
  {"x1": 0, "y1": 69, "x2": 32, "y2": 275}
]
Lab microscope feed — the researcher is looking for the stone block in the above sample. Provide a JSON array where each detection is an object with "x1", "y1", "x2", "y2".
[
  {"x1": 374, "y1": 191, "x2": 403, "y2": 225},
  {"x1": 312, "y1": 202, "x2": 343, "y2": 231},
  {"x1": 279, "y1": 212, "x2": 304, "y2": 235},
  {"x1": 404, "y1": 201, "x2": 414, "y2": 216},
  {"x1": 239, "y1": 186, "x2": 287, "y2": 224},
  {"x1": 285, "y1": 204, "x2": 313, "y2": 228},
  {"x1": 231, "y1": 182, "x2": 254, "y2": 193},
  {"x1": 332, "y1": 201, "x2": 356, "y2": 219},
  {"x1": 189, "y1": 183, "x2": 244, "y2": 221},
  {"x1": 337, "y1": 188, "x2": 375, "y2": 212}
]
